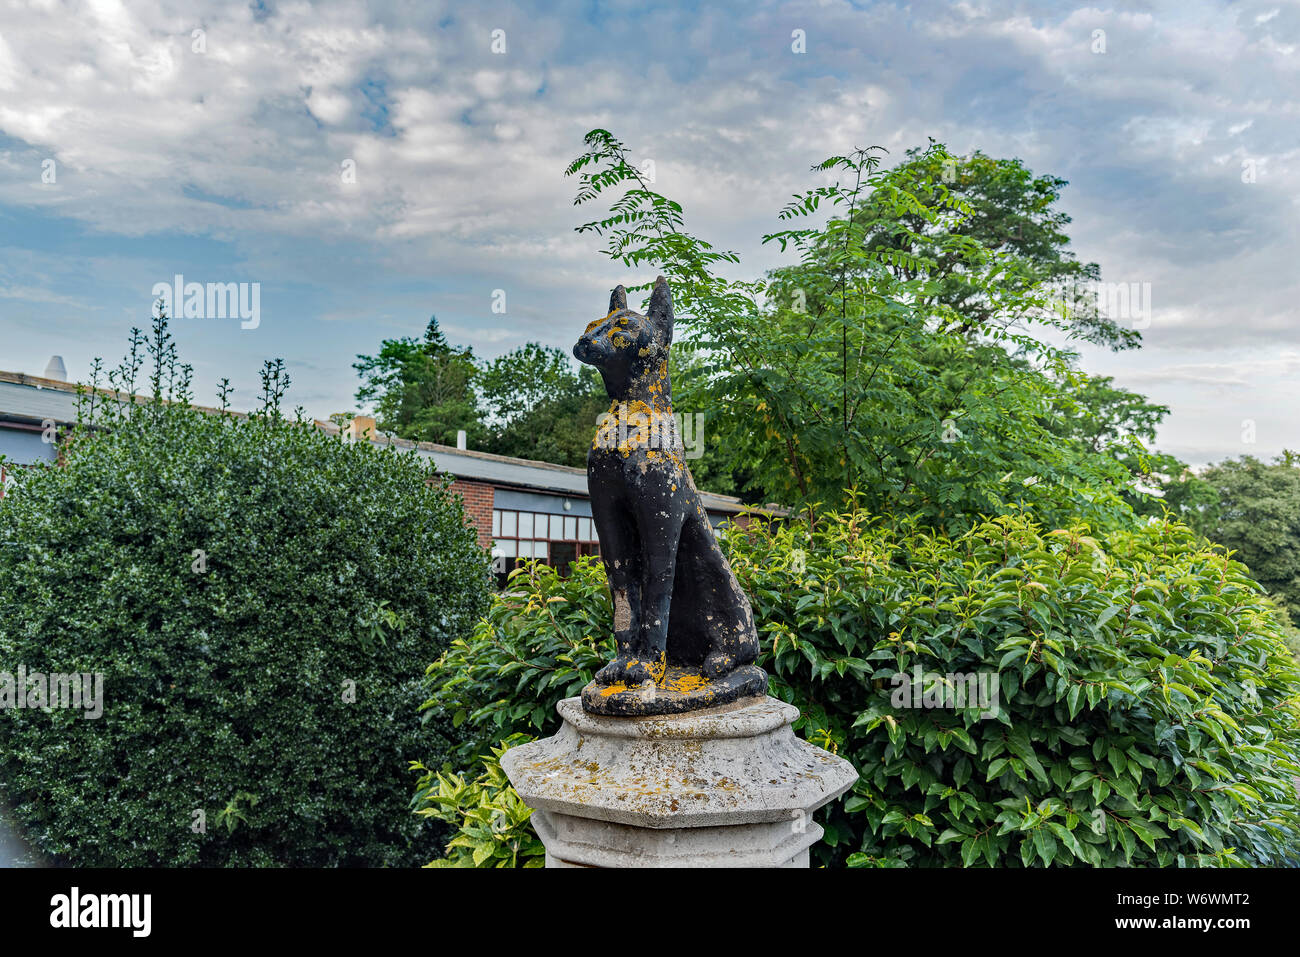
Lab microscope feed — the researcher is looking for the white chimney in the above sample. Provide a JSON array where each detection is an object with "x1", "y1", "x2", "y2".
[
  {"x1": 456, "y1": 429, "x2": 468, "y2": 450},
  {"x1": 44, "y1": 356, "x2": 67, "y2": 382}
]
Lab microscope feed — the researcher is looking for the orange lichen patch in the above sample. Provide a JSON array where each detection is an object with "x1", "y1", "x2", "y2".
[
  {"x1": 597, "y1": 665, "x2": 714, "y2": 697},
  {"x1": 584, "y1": 308, "x2": 619, "y2": 335},
  {"x1": 649, "y1": 652, "x2": 667, "y2": 683},
  {"x1": 624, "y1": 399, "x2": 664, "y2": 417},
  {"x1": 606, "y1": 315, "x2": 631, "y2": 341},
  {"x1": 596, "y1": 653, "x2": 667, "y2": 694},
  {"x1": 659, "y1": 669, "x2": 712, "y2": 695},
  {"x1": 591, "y1": 400, "x2": 685, "y2": 469}
]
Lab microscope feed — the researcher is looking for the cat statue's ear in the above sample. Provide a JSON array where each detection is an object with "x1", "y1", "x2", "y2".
[
  {"x1": 608, "y1": 285, "x2": 628, "y2": 313},
  {"x1": 648, "y1": 276, "x2": 673, "y2": 346}
]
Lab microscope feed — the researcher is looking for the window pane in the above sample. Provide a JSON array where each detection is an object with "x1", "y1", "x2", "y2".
[
  {"x1": 491, "y1": 510, "x2": 500, "y2": 537},
  {"x1": 495, "y1": 539, "x2": 517, "y2": 557},
  {"x1": 551, "y1": 540, "x2": 577, "y2": 575},
  {"x1": 534, "y1": 541, "x2": 549, "y2": 562},
  {"x1": 579, "y1": 517, "x2": 592, "y2": 541},
  {"x1": 565, "y1": 516, "x2": 577, "y2": 540},
  {"x1": 500, "y1": 511, "x2": 517, "y2": 537},
  {"x1": 518, "y1": 512, "x2": 534, "y2": 538},
  {"x1": 546, "y1": 514, "x2": 560, "y2": 539}
]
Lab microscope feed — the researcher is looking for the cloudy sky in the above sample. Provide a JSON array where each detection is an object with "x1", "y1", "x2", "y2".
[{"x1": 0, "y1": 0, "x2": 1296, "y2": 466}]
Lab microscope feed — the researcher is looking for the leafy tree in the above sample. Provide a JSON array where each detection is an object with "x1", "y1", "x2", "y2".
[
  {"x1": 411, "y1": 129, "x2": 1300, "y2": 870},
  {"x1": 859, "y1": 147, "x2": 1137, "y2": 351},
  {"x1": 654, "y1": 342, "x2": 752, "y2": 499},
  {"x1": 1041, "y1": 373, "x2": 1210, "y2": 518},
  {"x1": 565, "y1": 130, "x2": 1137, "y2": 531},
  {"x1": 352, "y1": 329, "x2": 743, "y2": 482},
  {"x1": 1188, "y1": 454, "x2": 1300, "y2": 622},
  {"x1": 476, "y1": 343, "x2": 607, "y2": 467},
  {"x1": 478, "y1": 342, "x2": 586, "y2": 428},
  {"x1": 353, "y1": 316, "x2": 486, "y2": 445},
  {"x1": 1051, "y1": 374, "x2": 1168, "y2": 457}
]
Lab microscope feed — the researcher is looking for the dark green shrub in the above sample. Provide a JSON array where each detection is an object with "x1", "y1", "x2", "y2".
[
  {"x1": 0, "y1": 322, "x2": 491, "y2": 866},
  {"x1": 423, "y1": 555, "x2": 611, "y2": 767},
  {"x1": 424, "y1": 508, "x2": 1300, "y2": 867}
]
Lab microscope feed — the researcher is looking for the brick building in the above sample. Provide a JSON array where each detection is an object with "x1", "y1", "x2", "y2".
[{"x1": 334, "y1": 415, "x2": 757, "y2": 587}]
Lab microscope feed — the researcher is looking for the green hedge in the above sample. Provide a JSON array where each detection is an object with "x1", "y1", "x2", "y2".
[
  {"x1": 421, "y1": 508, "x2": 1300, "y2": 867},
  {"x1": 0, "y1": 338, "x2": 490, "y2": 866}
]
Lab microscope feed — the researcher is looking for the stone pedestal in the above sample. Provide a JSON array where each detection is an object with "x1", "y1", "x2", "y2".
[{"x1": 501, "y1": 695, "x2": 858, "y2": 867}]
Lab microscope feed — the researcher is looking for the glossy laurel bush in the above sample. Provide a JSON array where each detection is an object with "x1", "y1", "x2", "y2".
[
  {"x1": 411, "y1": 735, "x2": 546, "y2": 868},
  {"x1": 422, "y1": 556, "x2": 613, "y2": 766},
  {"x1": 423, "y1": 508, "x2": 1300, "y2": 867},
  {"x1": 416, "y1": 559, "x2": 611, "y2": 866},
  {"x1": 0, "y1": 324, "x2": 491, "y2": 866},
  {"x1": 738, "y1": 508, "x2": 1300, "y2": 867}
]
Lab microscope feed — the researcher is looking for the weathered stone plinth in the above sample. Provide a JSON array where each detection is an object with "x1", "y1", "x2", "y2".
[{"x1": 501, "y1": 695, "x2": 858, "y2": 867}]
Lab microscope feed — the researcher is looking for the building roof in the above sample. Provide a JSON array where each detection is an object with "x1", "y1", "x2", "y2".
[
  {"x1": 317, "y1": 421, "x2": 750, "y2": 515},
  {"x1": 0, "y1": 369, "x2": 756, "y2": 515},
  {"x1": 0, "y1": 371, "x2": 98, "y2": 424}
]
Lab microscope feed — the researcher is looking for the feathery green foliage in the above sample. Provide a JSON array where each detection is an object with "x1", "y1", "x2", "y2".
[{"x1": 564, "y1": 130, "x2": 1150, "y2": 527}]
